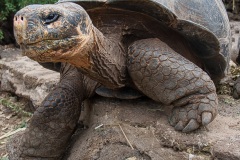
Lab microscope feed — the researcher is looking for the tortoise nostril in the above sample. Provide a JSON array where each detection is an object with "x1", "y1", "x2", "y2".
[{"x1": 21, "y1": 17, "x2": 24, "y2": 21}]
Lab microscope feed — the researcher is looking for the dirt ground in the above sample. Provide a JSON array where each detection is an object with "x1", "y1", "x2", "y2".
[{"x1": 0, "y1": 92, "x2": 31, "y2": 159}]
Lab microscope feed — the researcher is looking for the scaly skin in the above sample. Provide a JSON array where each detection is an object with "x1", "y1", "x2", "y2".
[
  {"x1": 11, "y1": 2, "x2": 219, "y2": 159},
  {"x1": 128, "y1": 39, "x2": 218, "y2": 132},
  {"x1": 7, "y1": 63, "x2": 99, "y2": 159},
  {"x1": 14, "y1": 2, "x2": 126, "y2": 89}
]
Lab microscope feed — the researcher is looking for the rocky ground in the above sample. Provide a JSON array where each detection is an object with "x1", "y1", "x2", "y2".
[
  {"x1": 0, "y1": 46, "x2": 34, "y2": 159},
  {"x1": 0, "y1": 92, "x2": 31, "y2": 159},
  {"x1": 0, "y1": 25, "x2": 240, "y2": 159}
]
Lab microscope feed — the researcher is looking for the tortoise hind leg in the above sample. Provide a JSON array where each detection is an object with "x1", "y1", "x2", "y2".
[
  {"x1": 128, "y1": 38, "x2": 218, "y2": 132},
  {"x1": 7, "y1": 63, "x2": 99, "y2": 159}
]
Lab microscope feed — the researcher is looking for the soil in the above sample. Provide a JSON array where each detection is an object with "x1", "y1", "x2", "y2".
[{"x1": 0, "y1": 92, "x2": 31, "y2": 158}]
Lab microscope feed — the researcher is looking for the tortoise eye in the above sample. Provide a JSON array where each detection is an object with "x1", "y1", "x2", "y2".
[{"x1": 44, "y1": 13, "x2": 59, "y2": 25}]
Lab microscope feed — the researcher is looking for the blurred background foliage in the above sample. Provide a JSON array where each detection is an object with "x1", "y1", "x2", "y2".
[
  {"x1": 0, "y1": 0, "x2": 239, "y2": 45},
  {"x1": 223, "y1": 0, "x2": 240, "y2": 13},
  {"x1": 0, "y1": 0, "x2": 57, "y2": 21},
  {"x1": 0, "y1": 0, "x2": 57, "y2": 44}
]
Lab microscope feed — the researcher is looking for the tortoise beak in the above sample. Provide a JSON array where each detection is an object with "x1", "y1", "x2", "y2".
[
  {"x1": 14, "y1": 13, "x2": 27, "y2": 45},
  {"x1": 13, "y1": 14, "x2": 31, "y2": 57}
]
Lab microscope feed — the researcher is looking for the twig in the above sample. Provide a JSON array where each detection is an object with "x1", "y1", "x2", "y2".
[
  {"x1": 0, "y1": 128, "x2": 26, "y2": 140},
  {"x1": 118, "y1": 124, "x2": 134, "y2": 150},
  {"x1": 95, "y1": 124, "x2": 104, "y2": 130},
  {"x1": 233, "y1": 0, "x2": 236, "y2": 11}
]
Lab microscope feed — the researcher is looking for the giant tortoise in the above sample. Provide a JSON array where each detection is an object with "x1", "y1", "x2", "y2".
[{"x1": 10, "y1": 0, "x2": 231, "y2": 159}]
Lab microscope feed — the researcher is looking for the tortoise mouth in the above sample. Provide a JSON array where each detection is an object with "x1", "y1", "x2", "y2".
[
  {"x1": 20, "y1": 37, "x2": 77, "y2": 47},
  {"x1": 20, "y1": 39, "x2": 59, "y2": 46},
  {"x1": 20, "y1": 37, "x2": 79, "y2": 62}
]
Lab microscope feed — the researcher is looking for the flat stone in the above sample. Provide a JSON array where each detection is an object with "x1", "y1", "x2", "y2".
[
  {"x1": 64, "y1": 97, "x2": 240, "y2": 160},
  {"x1": 0, "y1": 48, "x2": 59, "y2": 107}
]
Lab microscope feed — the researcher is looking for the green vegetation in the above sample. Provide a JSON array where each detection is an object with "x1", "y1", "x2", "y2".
[
  {"x1": 18, "y1": 0, "x2": 58, "y2": 8},
  {"x1": 0, "y1": 0, "x2": 16, "y2": 21},
  {"x1": 223, "y1": 0, "x2": 240, "y2": 13},
  {"x1": 0, "y1": 0, "x2": 57, "y2": 21},
  {"x1": 0, "y1": 156, "x2": 9, "y2": 160},
  {"x1": 0, "y1": 94, "x2": 32, "y2": 159},
  {"x1": 14, "y1": 119, "x2": 28, "y2": 129},
  {"x1": 0, "y1": 97, "x2": 32, "y2": 117},
  {"x1": 0, "y1": 30, "x2": 3, "y2": 40},
  {"x1": 0, "y1": 0, "x2": 57, "y2": 43}
]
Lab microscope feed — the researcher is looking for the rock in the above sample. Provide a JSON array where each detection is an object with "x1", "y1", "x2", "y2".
[
  {"x1": 230, "y1": 21, "x2": 240, "y2": 64},
  {"x1": 233, "y1": 77, "x2": 240, "y2": 99},
  {"x1": 63, "y1": 97, "x2": 240, "y2": 160},
  {"x1": 0, "y1": 48, "x2": 59, "y2": 107}
]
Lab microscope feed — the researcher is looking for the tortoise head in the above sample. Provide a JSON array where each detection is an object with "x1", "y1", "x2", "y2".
[{"x1": 14, "y1": 2, "x2": 92, "y2": 62}]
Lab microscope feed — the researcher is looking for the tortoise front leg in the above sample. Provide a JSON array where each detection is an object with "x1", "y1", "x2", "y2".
[
  {"x1": 128, "y1": 38, "x2": 218, "y2": 132},
  {"x1": 7, "y1": 63, "x2": 99, "y2": 159}
]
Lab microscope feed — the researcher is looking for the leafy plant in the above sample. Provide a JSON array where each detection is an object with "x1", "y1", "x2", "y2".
[
  {"x1": 0, "y1": 0, "x2": 57, "y2": 42},
  {"x1": 0, "y1": 0, "x2": 17, "y2": 21},
  {"x1": 18, "y1": 0, "x2": 57, "y2": 7}
]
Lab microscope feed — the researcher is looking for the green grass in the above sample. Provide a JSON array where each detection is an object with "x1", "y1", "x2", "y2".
[
  {"x1": 0, "y1": 156, "x2": 9, "y2": 160},
  {"x1": 0, "y1": 30, "x2": 4, "y2": 40},
  {"x1": 14, "y1": 119, "x2": 28, "y2": 129},
  {"x1": 0, "y1": 97, "x2": 32, "y2": 117}
]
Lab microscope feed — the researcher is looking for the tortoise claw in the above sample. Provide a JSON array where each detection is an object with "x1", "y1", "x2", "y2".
[
  {"x1": 174, "y1": 121, "x2": 185, "y2": 131},
  {"x1": 182, "y1": 119, "x2": 199, "y2": 133},
  {"x1": 202, "y1": 112, "x2": 212, "y2": 126}
]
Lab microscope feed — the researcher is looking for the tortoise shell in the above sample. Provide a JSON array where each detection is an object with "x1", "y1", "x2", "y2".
[{"x1": 58, "y1": 0, "x2": 231, "y2": 82}]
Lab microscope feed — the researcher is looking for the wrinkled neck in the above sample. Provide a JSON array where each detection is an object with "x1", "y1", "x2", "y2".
[{"x1": 69, "y1": 26, "x2": 127, "y2": 89}]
